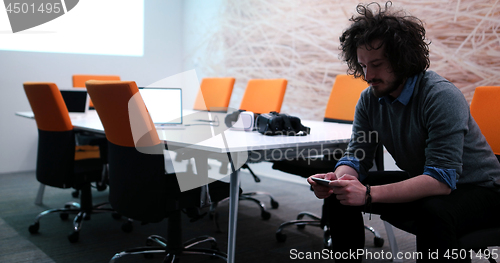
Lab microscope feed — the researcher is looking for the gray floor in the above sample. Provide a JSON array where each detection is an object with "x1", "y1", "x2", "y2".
[{"x1": 0, "y1": 154, "x2": 496, "y2": 263}]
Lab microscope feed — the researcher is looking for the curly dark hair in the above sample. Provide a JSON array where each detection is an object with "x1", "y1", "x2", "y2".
[{"x1": 339, "y1": 1, "x2": 430, "y2": 80}]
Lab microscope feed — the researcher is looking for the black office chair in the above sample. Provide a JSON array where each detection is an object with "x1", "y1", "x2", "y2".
[
  {"x1": 24, "y1": 82, "x2": 115, "y2": 243},
  {"x1": 176, "y1": 77, "x2": 236, "y2": 174},
  {"x1": 87, "y1": 80, "x2": 228, "y2": 262},
  {"x1": 205, "y1": 79, "x2": 288, "y2": 223},
  {"x1": 217, "y1": 154, "x2": 280, "y2": 220},
  {"x1": 228, "y1": 79, "x2": 287, "y2": 219}
]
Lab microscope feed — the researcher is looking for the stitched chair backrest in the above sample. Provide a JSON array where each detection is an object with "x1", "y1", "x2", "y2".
[
  {"x1": 239, "y1": 79, "x2": 287, "y2": 114},
  {"x1": 324, "y1": 75, "x2": 369, "y2": 123},
  {"x1": 23, "y1": 82, "x2": 73, "y2": 132},
  {"x1": 470, "y1": 86, "x2": 500, "y2": 155},
  {"x1": 85, "y1": 80, "x2": 160, "y2": 148},
  {"x1": 193, "y1": 77, "x2": 235, "y2": 111},
  {"x1": 86, "y1": 80, "x2": 172, "y2": 222}
]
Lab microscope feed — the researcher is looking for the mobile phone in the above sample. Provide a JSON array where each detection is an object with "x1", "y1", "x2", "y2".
[{"x1": 311, "y1": 177, "x2": 332, "y2": 186}]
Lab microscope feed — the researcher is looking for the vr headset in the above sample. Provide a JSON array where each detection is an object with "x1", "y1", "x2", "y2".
[
  {"x1": 224, "y1": 110, "x2": 255, "y2": 131},
  {"x1": 256, "y1": 111, "x2": 310, "y2": 136}
]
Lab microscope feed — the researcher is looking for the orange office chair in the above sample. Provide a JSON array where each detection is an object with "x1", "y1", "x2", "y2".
[
  {"x1": 324, "y1": 74, "x2": 384, "y2": 169},
  {"x1": 324, "y1": 74, "x2": 369, "y2": 122},
  {"x1": 273, "y1": 75, "x2": 386, "y2": 248},
  {"x1": 24, "y1": 82, "x2": 115, "y2": 243},
  {"x1": 214, "y1": 79, "x2": 288, "y2": 221},
  {"x1": 86, "y1": 80, "x2": 229, "y2": 262},
  {"x1": 176, "y1": 77, "x2": 236, "y2": 173},
  {"x1": 69, "y1": 75, "x2": 120, "y2": 199},
  {"x1": 470, "y1": 86, "x2": 500, "y2": 157},
  {"x1": 193, "y1": 77, "x2": 235, "y2": 112},
  {"x1": 72, "y1": 74, "x2": 121, "y2": 108},
  {"x1": 239, "y1": 78, "x2": 287, "y2": 114}
]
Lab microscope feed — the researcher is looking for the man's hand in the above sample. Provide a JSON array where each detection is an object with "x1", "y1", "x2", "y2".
[
  {"x1": 307, "y1": 172, "x2": 337, "y2": 199},
  {"x1": 330, "y1": 174, "x2": 366, "y2": 206}
]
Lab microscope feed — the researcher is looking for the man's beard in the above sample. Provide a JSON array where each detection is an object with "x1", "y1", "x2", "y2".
[{"x1": 369, "y1": 76, "x2": 405, "y2": 98}]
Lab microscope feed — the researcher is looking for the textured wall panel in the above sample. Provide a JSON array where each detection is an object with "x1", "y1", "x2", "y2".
[{"x1": 193, "y1": 0, "x2": 499, "y2": 120}]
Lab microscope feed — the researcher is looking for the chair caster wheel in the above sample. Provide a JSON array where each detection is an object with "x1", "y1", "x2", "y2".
[
  {"x1": 121, "y1": 221, "x2": 133, "y2": 233},
  {"x1": 60, "y1": 213, "x2": 69, "y2": 220},
  {"x1": 28, "y1": 222, "x2": 40, "y2": 234},
  {"x1": 261, "y1": 211, "x2": 271, "y2": 220},
  {"x1": 271, "y1": 199, "x2": 279, "y2": 209},
  {"x1": 374, "y1": 237, "x2": 384, "y2": 247},
  {"x1": 276, "y1": 232, "x2": 287, "y2": 242},
  {"x1": 68, "y1": 231, "x2": 79, "y2": 243}
]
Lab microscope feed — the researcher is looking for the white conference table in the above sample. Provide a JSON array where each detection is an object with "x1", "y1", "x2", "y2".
[{"x1": 17, "y1": 109, "x2": 353, "y2": 263}]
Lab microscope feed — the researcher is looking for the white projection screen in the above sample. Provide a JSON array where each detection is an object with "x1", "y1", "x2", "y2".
[{"x1": 0, "y1": 0, "x2": 144, "y2": 56}]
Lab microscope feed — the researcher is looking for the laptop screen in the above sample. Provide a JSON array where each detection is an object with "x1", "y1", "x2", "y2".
[
  {"x1": 60, "y1": 89, "x2": 89, "y2": 113},
  {"x1": 139, "y1": 87, "x2": 183, "y2": 125}
]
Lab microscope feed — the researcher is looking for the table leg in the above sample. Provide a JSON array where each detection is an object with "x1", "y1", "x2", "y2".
[
  {"x1": 227, "y1": 167, "x2": 240, "y2": 263},
  {"x1": 194, "y1": 150, "x2": 240, "y2": 263}
]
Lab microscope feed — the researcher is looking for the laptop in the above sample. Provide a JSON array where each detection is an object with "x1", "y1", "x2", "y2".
[
  {"x1": 139, "y1": 87, "x2": 183, "y2": 128},
  {"x1": 60, "y1": 89, "x2": 90, "y2": 117}
]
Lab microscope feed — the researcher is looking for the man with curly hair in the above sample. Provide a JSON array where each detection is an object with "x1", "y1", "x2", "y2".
[{"x1": 307, "y1": 2, "x2": 500, "y2": 262}]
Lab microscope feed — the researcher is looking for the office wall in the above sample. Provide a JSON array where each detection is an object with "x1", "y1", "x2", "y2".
[
  {"x1": 182, "y1": 0, "x2": 223, "y2": 80},
  {"x1": 191, "y1": 0, "x2": 500, "y2": 120},
  {"x1": 0, "y1": 0, "x2": 186, "y2": 174}
]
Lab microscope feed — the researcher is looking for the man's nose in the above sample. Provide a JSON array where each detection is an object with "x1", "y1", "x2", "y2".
[{"x1": 365, "y1": 67, "x2": 375, "y2": 82}]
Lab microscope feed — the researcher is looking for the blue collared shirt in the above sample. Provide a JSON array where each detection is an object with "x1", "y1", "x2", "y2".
[
  {"x1": 378, "y1": 75, "x2": 417, "y2": 106},
  {"x1": 335, "y1": 75, "x2": 457, "y2": 190}
]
